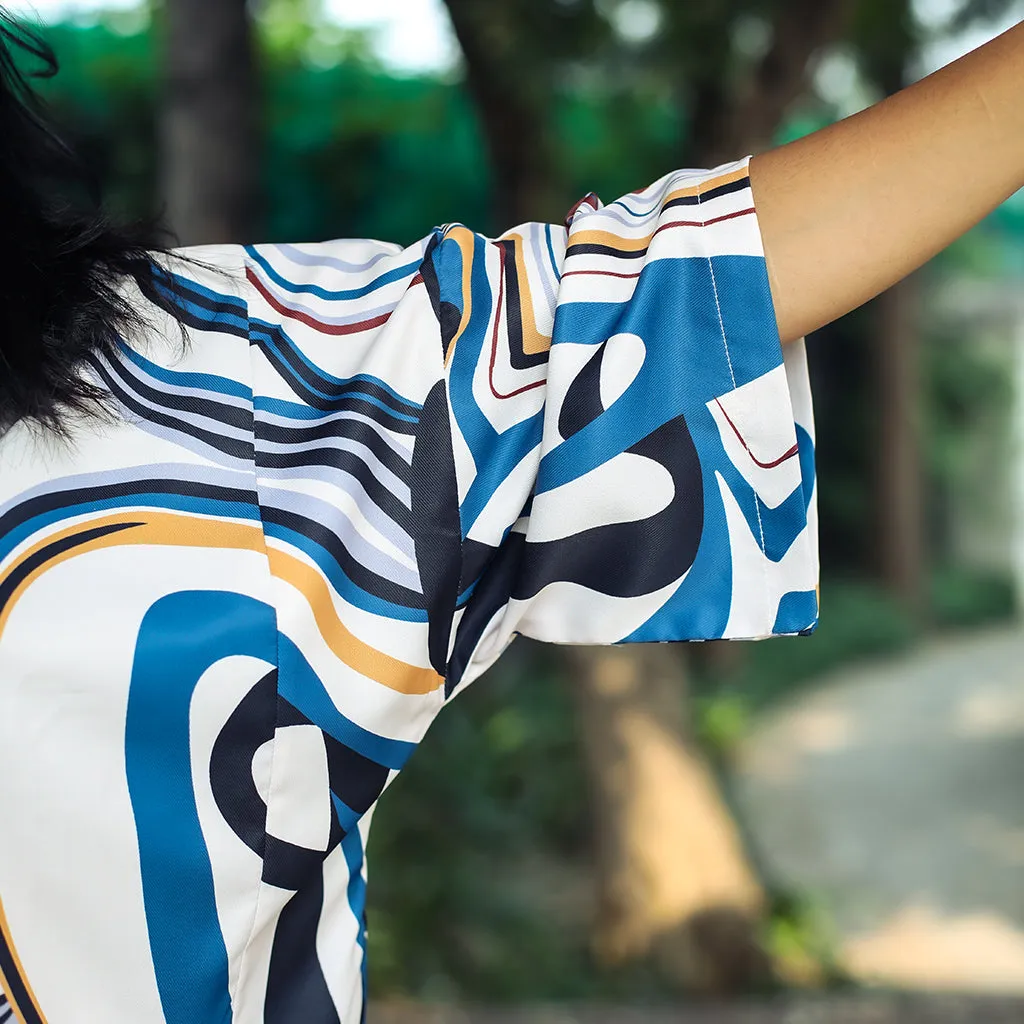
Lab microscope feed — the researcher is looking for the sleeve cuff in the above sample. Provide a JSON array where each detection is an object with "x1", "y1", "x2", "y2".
[{"x1": 519, "y1": 157, "x2": 819, "y2": 643}]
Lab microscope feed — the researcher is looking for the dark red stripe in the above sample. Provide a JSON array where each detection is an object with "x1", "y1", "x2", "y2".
[
  {"x1": 488, "y1": 244, "x2": 545, "y2": 401},
  {"x1": 246, "y1": 267, "x2": 393, "y2": 336},
  {"x1": 715, "y1": 399, "x2": 799, "y2": 469},
  {"x1": 562, "y1": 269, "x2": 642, "y2": 280},
  {"x1": 566, "y1": 207, "x2": 758, "y2": 262},
  {"x1": 648, "y1": 207, "x2": 757, "y2": 234}
]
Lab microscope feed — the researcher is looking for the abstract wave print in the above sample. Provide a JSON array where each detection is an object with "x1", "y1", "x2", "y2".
[{"x1": 0, "y1": 156, "x2": 817, "y2": 1023}]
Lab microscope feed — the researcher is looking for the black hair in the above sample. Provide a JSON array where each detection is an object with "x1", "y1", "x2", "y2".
[{"x1": 0, "y1": 10, "x2": 177, "y2": 438}]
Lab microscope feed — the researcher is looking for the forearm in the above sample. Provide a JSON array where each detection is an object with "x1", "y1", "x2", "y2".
[{"x1": 749, "y1": 20, "x2": 1024, "y2": 344}]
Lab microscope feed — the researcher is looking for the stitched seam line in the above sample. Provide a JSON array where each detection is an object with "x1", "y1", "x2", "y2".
[
  {"x1": 696, "y1": 161, "x2": 771, "y2": 631},
  {"x1": 448, "y1": 451, "x2": 466, "y2": 700},
  {"x1": 445, "y1": 338, "x2": 467, "y2": 700},
  {"x1": 232, "y1": 249, "x2": 284, "y2": 1016},
  {"x1": 424, "y1": 230, "x2": 466, "y2": 701}
]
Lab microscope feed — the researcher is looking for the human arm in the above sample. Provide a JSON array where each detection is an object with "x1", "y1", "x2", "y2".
[{"x1": 749, "y1": 19, "x2": 1024, "y2": 344}]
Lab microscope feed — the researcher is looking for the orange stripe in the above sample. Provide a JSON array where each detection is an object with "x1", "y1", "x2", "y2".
[
  {"x1": 0, "y1": 511, "x2": 443, "y2": 694},
  {"x1": 267, "y1": 547, "x2": 442, "y2": 694},
  {"x1": 661, "y1": 163, "x2": 750, "y2": 205},
  {"x1": 442, "y1": 226, "x2": 478, "y2": 368},
  {"x1": 568, "y1": 229, "x2": 656, "y2": 252},
  {"x1": 0, "y1": 896, "x2": 48, "y2": 1024},
  {"x1": 0, "y1": 512, "x2": 263, "y2": 639},
  {"x1": 499, "y1": 232, "x2": 552, "y2": 357},
  {"x1": 570, "y1": 166, "x2": 751, "y2": 252}
]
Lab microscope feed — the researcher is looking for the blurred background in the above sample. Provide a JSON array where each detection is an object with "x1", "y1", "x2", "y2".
[{"x1": 10, "y1": 0, "x2": 1024, "y2": 1018}]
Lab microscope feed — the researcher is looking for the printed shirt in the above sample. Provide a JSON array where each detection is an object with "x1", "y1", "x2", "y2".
[{"x1": 0, "y1": 157, "x2": 818, "y2": 1023}]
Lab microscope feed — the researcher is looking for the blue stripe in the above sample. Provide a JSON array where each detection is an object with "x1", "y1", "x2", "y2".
[
  {"x1": 154, "y1": 283, "x2": 249, "y2": 334},
  {"x1": 254, "y1": 395, "x2": 336, "y2": 420},
  {"x1": 152, "y1": 272, "x2": 249, "y2": 333},
  {"x1": 277, "y1": 633, "x2": 416, "y2": 769},
  {"x1": 331, "y1": 793, "x2": 361, "y2": 835},
  {"x1": 608, "y1": 198, "x2": 660, "y2": 219},
  {"x1": 544, "y1": 224, "x2": 562, "y2": 282},
  {"x1": 116, "y1": 339, "x2": 253, "y2": 401},
  {"x1": 126, "y1": 591, "x2": 278, "y2": 1024},
  {"x1": 341, "y1": 827, "x2": 369, "y2": 1020},
  {"x1": 155, "y1": 267, "x2": 248, "y2": 313},
  {"x1": 246, "y1": 245, "x2": 421, "y2": 301},
  {"x1": 0, "y1": 493, "x2": 262, "y2": 566},
  {"x1": 435, "y1": 232, "x2": 546, "y2": 533},
  {"x1": 250, "y1": 322, "x2": 421, "y2": 420},
  {"x1": 459, "y1": 420, "x2": 542, "y2": 534},
  {"x1": 260, "y1": 521, "x2": 429, "y2": 623},
  {"x1": 796, "y1": 423, "x2": 815, "y2": 516},
  {"x1": 256, "y1": 394, "x2": 421, "y2": 423}
]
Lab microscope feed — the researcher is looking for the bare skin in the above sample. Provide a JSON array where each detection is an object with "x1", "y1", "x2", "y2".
[{"x1": 749, "y1": 19, "x2": 1024, "y2": 345}]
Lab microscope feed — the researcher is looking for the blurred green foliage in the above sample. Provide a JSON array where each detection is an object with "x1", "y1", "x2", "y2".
[
  {"x1": 366, "y1": 643, "x2": 603, "y2": 1002},
  {"x1": 34, "y1": 15, "x2": 682, "y2": 243},
  {"x1": 760, "y1": 888, "x2": 849, "y2": 990}
]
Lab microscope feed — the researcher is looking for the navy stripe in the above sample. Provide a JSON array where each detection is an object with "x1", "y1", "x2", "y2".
[
  {"x1": 0, "y1": 479, "x2": 258, "y2": 539},
  {"x1": 261, "y1": 506, "x2": 424, "y2": 609},
  {"x1": 257, "y1": 417, "x2": 411, "y2": 481},
  {"x1": 250, "y1": 326, "x2": 421, "y2": 417},
  {"x1": 0, "y1": 522, "x2": 142, "y2": 619},
  {"x1": 565, "y1": 243, "x2": 648, "y2": 260},
  {"x1": 101, "y1": 350, "x2": 254, "y2": 432},
  {"x1": 663, "y1": 175, "x2": 749, "y2": 210},
  {"x1": 251, "y1": 334, "x2": 419, "y2": 433},
  {"x1": 250, "y1": 322, "x2": 421, "y2": 419},
  {"x1": 86, "y1": 355, "x2": 255, "y2": 461}
]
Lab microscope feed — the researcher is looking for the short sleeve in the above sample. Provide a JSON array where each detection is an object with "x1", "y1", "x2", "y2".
[{"x1": 424, "y1": 156, "x2": 819, "y2": 693}]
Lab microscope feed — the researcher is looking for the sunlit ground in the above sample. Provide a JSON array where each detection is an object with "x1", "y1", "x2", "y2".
[{"x1": 735, "y1": 625, "x2": 1024, "y2": 993}]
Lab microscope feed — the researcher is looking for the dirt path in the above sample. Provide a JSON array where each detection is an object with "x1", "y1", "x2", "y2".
[
  {"x1": 731, "y1": 625, "x2": 1024, "y2": 993},
  {"x1": 372, "y1": 993, "x2": 1024, "y2": 1023}
]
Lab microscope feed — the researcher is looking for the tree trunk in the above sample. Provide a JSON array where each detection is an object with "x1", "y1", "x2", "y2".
[
  {"x1": 160, "y1": 0, "x2": 259, "y2": 245},
  {"x1": 441, "y1": 0, "x2": 564, "y2": 227},
  {"x1": 567, "y1": 645, "x2": 769, "y2": 994},
  {"x1": 874, "y1": 276, "x2": 924, "y2": 614},
  {"x1": 688, "y1": 0, "x2": 855, "y2": 165},
  {"x1": 867, "y1": 5, "x2": 924, "y2": 616}
]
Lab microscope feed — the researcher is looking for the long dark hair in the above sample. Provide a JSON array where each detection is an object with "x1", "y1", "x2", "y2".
[{"x1": 0, "y1": 10, "x2": 174, "y2": 438}]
